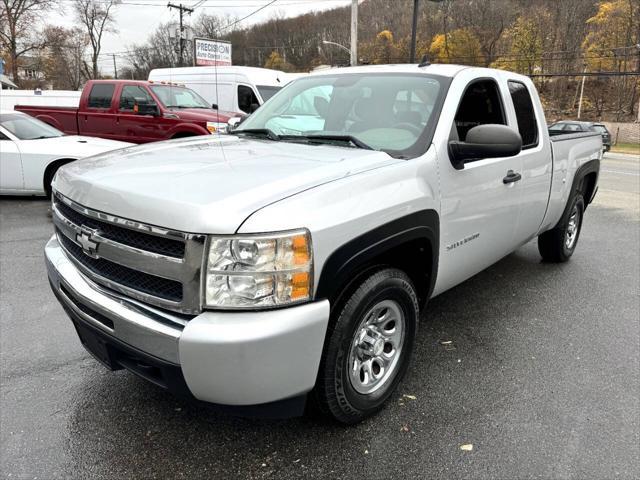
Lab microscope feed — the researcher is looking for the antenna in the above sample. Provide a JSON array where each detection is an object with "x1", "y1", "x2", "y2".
[{"x1": 418, "y1": 54, "x2": 431, "y2": 68}]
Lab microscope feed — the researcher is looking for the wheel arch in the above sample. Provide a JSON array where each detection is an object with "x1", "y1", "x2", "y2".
[
  {"x1": 44, "y1": 158, "x2": 76, "y2": 196},
  {"x1": 315, "y1": 210, "x2": 439, "y2": 311}
]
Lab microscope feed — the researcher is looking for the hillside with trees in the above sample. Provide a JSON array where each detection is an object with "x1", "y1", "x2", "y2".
[{"x1": 2, "y1": 0, "x2": 639, "y2": 121}]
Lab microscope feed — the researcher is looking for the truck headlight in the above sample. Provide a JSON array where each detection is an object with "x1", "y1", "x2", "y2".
[
  {"x1": 206, "y1": 121, "x2": 227, "y2": 134},
  {"x1": 204, "y1": 230, "x2": 312, "y2": 308}
]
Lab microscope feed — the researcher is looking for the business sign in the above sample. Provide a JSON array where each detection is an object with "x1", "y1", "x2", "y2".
[{"x1": 194, "y1": 38, "x2": 232, "y2": 66}]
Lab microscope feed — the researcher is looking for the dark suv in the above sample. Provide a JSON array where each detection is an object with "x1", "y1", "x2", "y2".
[{"x1": 548, "y1": 120, "x2": 611, "y2": 151}]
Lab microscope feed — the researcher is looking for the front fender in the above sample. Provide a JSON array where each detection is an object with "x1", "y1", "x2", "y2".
[{"x1": 166, "y1": 123, "x2": 209, "y2": 138}]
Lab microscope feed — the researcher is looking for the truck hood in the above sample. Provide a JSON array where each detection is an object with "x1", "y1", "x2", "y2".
[
  {"x1": 54, "y1": 135, "x2": 400, "y2": 233},
  {"x1": 170, "y1": 108, "x2": 233, "y2": 122}
]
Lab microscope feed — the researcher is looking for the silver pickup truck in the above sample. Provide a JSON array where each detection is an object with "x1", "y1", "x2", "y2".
[{"x1": 46, "y1": 64, "x2": 602, "y2": 423}]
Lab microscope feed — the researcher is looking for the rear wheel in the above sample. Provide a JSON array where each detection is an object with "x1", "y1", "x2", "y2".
[
  {"x1": 313, "y1": 268, "x2": 419, "y2": 424},
  {"x1": 538, "y1": 192, "x2": 585, "y2": 262}
]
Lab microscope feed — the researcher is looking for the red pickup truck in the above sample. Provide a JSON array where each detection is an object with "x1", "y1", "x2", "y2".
[{"x1": 15, "y1": 80, "x2": 232, "y2": 143}]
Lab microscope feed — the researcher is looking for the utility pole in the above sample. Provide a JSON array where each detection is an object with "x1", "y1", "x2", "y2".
[
  {"x1": 410, "y1": 0, "x2": 420, "y2": 63},
  {"x1": 577, "y1": 65, "x2": 587, "y2": 119},
  {"x1": 350, "y1": 0, "x2": 357, "y2": 66},
  {"x1": 167, "y1": 3, "x2": 194, "y2": 67},
  {"x1": 410, "y1": 0, "x2": 444, "y2": 63},
  {"x1": 112, "y1": 54, "x2": 118, "y2": 79}
]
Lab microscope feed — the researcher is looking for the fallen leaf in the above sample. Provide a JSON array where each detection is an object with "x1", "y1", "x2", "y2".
[
  {"x1": 364, "y1": 449, "x2": 369, "y2": 455},
  {"x1": 402, "y1": 394, "x2": 417, "y2": 400},
  {"x1": 400, "y1": 425, "x2": 410, "y2": 432},
  {"x1": 440, "y1": 340, "x2": 452, "y2": 345},
  {"x1": 460, "y1": 444, "x2": 473, "y2": 451}
]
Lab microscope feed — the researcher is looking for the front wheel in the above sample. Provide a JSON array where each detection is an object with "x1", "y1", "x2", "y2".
[
  {"x1": 538, "y1": 192, "x2": 585, "y2": 262},
  {"x1": 313, "y1": 268, "x2": 419, "y2": 424}
]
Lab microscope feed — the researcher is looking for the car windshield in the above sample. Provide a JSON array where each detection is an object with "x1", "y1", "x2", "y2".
[
  {"x1": 150, "y1": 85, "x2": 211, "y2": 109},
  {"x1": 0, "y1": 113, "x2": 63, "y2": 140},
  {"x1": 236, "y1": 73, "x2": 446, "y2": 158},
  {"x1": 256, "y1": 85, "x2": 281, "y2": 102},
  {"x1": 593, "y1": 125, "x2": 607, "y2": 133}
]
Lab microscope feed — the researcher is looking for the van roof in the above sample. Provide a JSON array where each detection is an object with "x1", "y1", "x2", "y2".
[{"x1": 148, "y1": 66, "x2": 299, "y2": 86}]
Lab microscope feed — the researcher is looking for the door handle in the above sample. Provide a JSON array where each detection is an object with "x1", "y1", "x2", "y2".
[{"x1": 503, "y1": 170, "x2": 522, "y2": 184}]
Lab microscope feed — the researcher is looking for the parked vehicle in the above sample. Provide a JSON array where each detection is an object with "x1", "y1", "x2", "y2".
[
  {"x1": 0, "y1": 111, "x2": 131, "y2": 196},
  {"x1": 46, "y1": 65, "x2": 602, "y2": 423},
  {"x1": 148, "y1": 66, "x2": 305, "y2": 115},
  {"x1": 0, "y1": 89, "x2": 80, "y2": 112},
  {"x1": 549, "y1": 120, "x2": 611, "y2": 151},
  {"x1": 15, "y1": 80, "x2": 231, "y2": 144}
]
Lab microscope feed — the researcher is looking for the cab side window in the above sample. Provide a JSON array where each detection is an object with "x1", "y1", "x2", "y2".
[
  {"x1": 87, "y1": 83, "x2": 115, "y2": 109},
  {"x1": 238, "y1": 85, "x2": 259, "y2": 114},
  {"x1": 453, "y1": 79, "x2": 505, "y2": 141},
  {"x1": 119, "y1": 85, "x2": 154, "y2": 111},
  {"x1": 508, "y1": 81, "x2": 538, "y2": 148},
  {"x1": 0, "y1": 131, "x2": 9, "y2": 140}
]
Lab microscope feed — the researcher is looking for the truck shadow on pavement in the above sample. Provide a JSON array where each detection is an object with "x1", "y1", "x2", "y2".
[{"x1": 63, "y1": 238, "x2": 595, "y2": 478}]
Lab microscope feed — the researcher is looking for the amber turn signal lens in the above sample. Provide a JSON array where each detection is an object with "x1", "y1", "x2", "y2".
[
  {"x1": 290, "y1": 272, "x2": 310, "y2": 300},
  {"x1": 292, "y1": 234, "x2": 310, "y2": 265}
]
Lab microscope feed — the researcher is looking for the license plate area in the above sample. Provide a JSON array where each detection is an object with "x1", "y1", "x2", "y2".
[{"x1": 73, "y1": 320, "x2": 120, "y2": 370}]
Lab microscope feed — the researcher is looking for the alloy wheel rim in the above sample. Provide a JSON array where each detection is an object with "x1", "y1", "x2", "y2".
[
  {"x1": 347, "y1": 299, "x2": 406, "y2": 395},
  {"x1": 565, "y1": 205, "x2": 581, "y2": 249}
]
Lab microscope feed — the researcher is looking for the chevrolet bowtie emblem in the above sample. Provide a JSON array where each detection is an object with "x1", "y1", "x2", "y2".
[{"x1": 76, "y1": 226, "x2": 100, "y2": 258}]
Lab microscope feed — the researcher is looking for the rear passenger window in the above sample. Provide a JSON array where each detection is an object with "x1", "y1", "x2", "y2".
[
  {"x1": 453, "y1": 79, "x2": 505, "y2": 141},
  {"x1": 508, "y1": 81, "x2": 538, "y2": 148},
  {"x1": 88, "y1": 84, "x2": 115, "y2": 109}
]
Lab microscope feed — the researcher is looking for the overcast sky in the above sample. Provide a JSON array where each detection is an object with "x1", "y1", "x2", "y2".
[{"x1": 50, "y1": 0, "x2": 352, "y2": 71}]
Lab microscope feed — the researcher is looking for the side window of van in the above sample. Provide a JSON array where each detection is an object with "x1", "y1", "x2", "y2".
[{"x1": 238, "y1": 85, "x2": 259, "y2": 114}]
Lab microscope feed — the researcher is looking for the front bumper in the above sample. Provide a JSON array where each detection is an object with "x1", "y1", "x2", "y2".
[{"x1": 45, "y1": 235, "x2": 330, "y2": 412}]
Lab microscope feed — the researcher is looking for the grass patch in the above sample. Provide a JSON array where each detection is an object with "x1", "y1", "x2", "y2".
[{"x1": 611, "y1": 142, "x2": 640, "y2": 155}]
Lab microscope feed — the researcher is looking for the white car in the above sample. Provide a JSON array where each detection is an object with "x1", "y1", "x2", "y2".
[{"x1": 0, "y1": 110, "x2": 132, "y2": 196}]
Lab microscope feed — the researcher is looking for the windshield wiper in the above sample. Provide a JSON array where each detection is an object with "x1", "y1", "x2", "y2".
[
  {"x1": 234, "y1": 128, "x2": 281, "y2": 141},
  {"x1": 299, "y1": 134, "x2": 373, "y2": 150}
]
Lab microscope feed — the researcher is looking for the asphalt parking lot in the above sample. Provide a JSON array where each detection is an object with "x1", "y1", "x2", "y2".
[{"x1": 1, "y1": 152, "x2": 639, "y2": 479}]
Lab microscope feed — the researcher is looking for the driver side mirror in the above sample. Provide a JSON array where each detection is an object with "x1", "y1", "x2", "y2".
[
  {"x1": 448, "y1": 124, "x2": 522, "y2": 170},
  {"x1": 136, "y1": 101, "x2": 159, "y2": 116},
  {"x1": 227, "y1": 116, "x2": 246, "y2": 131}
]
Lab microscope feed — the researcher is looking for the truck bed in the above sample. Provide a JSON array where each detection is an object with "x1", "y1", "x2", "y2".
[{"x1": 14, "y1": 105, "x2": 79, "y2": 135}]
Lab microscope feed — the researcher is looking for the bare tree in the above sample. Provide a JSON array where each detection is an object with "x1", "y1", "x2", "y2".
[
  {"x1": 72, "y1": 0, "x2": 119, "y2": 79},
  {"x1": 0, "y1": 0, "x2": 54, "y2": 85},
  {"x1": 42, "y1": 25, "x2": 88, "y2": 89}
]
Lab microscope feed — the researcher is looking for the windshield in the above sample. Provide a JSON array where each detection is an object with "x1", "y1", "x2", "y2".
[
  {"x1": 0, "y1": 113, "x2": 63, "y2": 140},
  {"x1": 150, "y1": 85, "x2": 211, "y2": 109},
  {"x1": 236, "y1": 73, "x2": 447, "y2": 158},
  {"x1": 256, "y1": 85, "x2": 281, "y2": 102},
  {"x1": 593, "y1": 125, "x2": 607, "y2": 133}
]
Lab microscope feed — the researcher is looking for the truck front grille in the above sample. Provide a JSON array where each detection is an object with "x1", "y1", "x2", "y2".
[
  {"x1": 52, "y1": 192, "x2": 206, "y2": 314},
  {"x1": 54, "y1": 199, "x2": 185, "y2": 258},
  {"x1": 57, "y1": 231, "x2": 183, "y2": 302}
]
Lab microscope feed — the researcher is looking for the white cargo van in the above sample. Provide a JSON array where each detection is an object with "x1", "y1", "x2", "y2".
[{"x1": 148, "y1": 66, "x2": 305, "y2": 115}]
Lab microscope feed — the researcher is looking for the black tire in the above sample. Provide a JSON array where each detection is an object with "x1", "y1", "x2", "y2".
[
  {"x1": 312, "y1": 268, "x2": 419, "y2": 424},
  {"x1": 43, "y1": 161, "x2": 68, "y2": 198},
  {"x1": 538, "y1": 191, "x2": 585, "y2": 262}
]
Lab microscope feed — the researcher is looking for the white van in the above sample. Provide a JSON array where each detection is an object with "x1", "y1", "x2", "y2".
[{"x1": 148, "y1": 66, "x2": 305, "y2": 115}]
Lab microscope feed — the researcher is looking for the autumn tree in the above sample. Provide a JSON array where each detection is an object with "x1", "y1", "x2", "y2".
[
  {"x1": 429, "y1": 28, "x2": 484, "y2": 65},
  {"x1": 263, "y1": 50, "x2": 294, "y2": 72},
  {"x1": 582, "y1": 0, "x2": 640, "y2": 119},
  {"x1": 0, "y1": 0, "x2": 54, "y2": 85},
  {"x1": 491, "y1": 8, "x2": 551, "y2": 75},
  {"x1": 73, "y1": 0, "x2": 119, "y2": 79}
]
